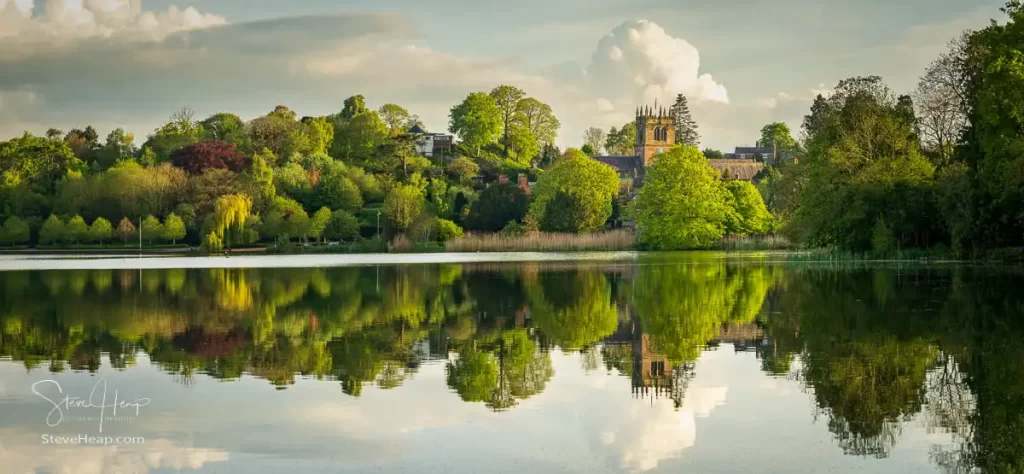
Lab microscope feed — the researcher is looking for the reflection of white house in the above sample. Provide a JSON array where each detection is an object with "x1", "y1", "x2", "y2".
[{"x1": 407, "y1": 124, "x2": 454, "y2": 158}]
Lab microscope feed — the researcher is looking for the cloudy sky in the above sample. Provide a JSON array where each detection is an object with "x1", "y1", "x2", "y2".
[{"x1": 0, "y1": 0, "x2": 1005, "y2": 151}]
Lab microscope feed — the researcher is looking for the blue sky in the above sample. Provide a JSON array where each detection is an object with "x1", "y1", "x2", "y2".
[{"x1": 0, "y1": 0, "x2": 1006, "y2": 150}]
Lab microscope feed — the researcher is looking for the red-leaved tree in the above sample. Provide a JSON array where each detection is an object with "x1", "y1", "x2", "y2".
[{"x1": 171, "y1": 140, "x2": 249, "y2": 174}]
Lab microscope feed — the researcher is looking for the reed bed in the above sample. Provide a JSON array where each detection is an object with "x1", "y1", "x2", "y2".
[
  {"x1": 445, "y1": 229, "x2": 637, "y2": 252},
  {"x1": 710, "y1": 234, "x2": 795, "y2": 251}
]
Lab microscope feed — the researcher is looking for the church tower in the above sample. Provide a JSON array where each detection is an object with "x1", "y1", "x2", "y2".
[{"x1": 635, "y1": 105, "x2": 675, "y2": 166}]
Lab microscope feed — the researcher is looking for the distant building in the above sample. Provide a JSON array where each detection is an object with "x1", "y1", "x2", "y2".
[
  {"x1": 726, "y1": 146, "x2": 775, "y2": 163},
  {"x1": 593, "y1": 105, "x2": 767, "y2": 185},
  {"x1": 406, "y1": 124, "x2": 454, "y2": 158}
]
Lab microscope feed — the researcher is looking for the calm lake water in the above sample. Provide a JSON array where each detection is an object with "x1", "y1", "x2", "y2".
[{"x1": 0, "y1": 253, "x2": 1019, "y2": 473}]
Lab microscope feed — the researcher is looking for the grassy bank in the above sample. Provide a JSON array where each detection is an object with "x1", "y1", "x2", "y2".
[
  {"x1": 445, "y1": 229, "x2": 637, "y2": 252},
  {"x1": 784, "y1": 247, "x2": 960, "y2": 263}
]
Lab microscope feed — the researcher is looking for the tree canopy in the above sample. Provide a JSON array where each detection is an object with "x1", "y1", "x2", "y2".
[
  {"x1": 527, "y1": 149, "x2": 620, "y2": 233},
  {"x1": 632, "y1": 146, "x2": 730, "y2": 249}
]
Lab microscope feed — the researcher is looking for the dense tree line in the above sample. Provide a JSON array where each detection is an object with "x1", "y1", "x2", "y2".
[
  {"x1": 752, "y1": 3, "x2": 1024, "y2": 255},
  {"x1": 0, "y1": 87, "x2": 572, "y2": 249}
]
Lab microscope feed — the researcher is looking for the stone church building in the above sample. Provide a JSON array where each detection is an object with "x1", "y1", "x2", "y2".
[{"x1": 594, "y1": 105, "x2": 765, "y2": 186}]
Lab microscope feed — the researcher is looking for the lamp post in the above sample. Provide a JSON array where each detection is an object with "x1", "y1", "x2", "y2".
[
  {"x1": 138, "y1": 216, "x2": 142, "y2": 252},
  {"x1": 376, "y1": 210, "x2": 382, "y2": 238}
]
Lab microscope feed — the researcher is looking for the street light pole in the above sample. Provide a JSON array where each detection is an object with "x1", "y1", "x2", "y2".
[
  {"x1": 138, "y1": 216, "x2": 142, "y2": 252},
  {"x1": 376, "y1": 210, "x2": 381, "y2": 238}
]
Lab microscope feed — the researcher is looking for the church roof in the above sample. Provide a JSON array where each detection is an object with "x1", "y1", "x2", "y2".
[
  {"x1": 593, "y1": 155, "x2": 644, "y2": 174},
  {"x1": 406, "y1": 124, "x2": 427, "y2": 134}
]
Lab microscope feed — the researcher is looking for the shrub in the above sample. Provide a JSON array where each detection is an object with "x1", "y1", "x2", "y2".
[{"x1": 437, "y1": 218, "x2": 464, "y2": 242}]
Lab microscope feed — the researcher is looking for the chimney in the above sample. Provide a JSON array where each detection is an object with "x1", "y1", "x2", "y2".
[{"x1": 517, "y1": 173, "x2": 530, "y2": 195}]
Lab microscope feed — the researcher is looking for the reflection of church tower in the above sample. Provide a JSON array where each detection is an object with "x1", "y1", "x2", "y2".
[
  {"x1": 629, "y1": 321, "x2": 693, "y2": 409},
  {"x1": 635, "y1": 105, "x2": 676, "y2": 166}
]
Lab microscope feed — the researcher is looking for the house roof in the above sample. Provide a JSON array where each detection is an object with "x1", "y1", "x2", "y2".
[
  {"x1": 709, "y1": 159, "x2": 765, "y2": 181},
  {"x1": 406, "y1": 124, "x2": 427, "y2": 134},
  {"x1": 593, "y1": 155, "x2": 644, "y2": 174},
  {"x1": 734, "y1": 146, "x2": 774, "y2": 155}
]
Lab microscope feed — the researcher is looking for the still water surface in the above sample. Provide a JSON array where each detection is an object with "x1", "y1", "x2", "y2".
[{"x1": 0, "y1": 253, "x2": 1017, "y2": 473}]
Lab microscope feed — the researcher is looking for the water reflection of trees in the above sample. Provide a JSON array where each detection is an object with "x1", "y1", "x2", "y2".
[
  {"x1": 756, "y1": 266, "x2": 1024, "y2": 471},
  {"x1": 4, "y1": 262, "x2": 1024, "y2": 471}
]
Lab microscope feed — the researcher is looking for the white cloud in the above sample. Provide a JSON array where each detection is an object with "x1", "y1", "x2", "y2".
[
  {"x1": 586, "y1": 20, "x2": 729, "y2": 108},
  {"x1": 0, "y1": 0, "x2": 226, "y2": 50},
  {"x1": 0, "y1": 434, "x2": 230, "y2": 474},
  {"x1": 591, "y1": 383, "x2": 728, "y2": 472}
]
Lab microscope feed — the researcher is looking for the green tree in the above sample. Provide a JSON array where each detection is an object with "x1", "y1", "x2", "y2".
[
  {"x1": 66, "y1": 215, "x2": 88, "y2": 245},
  {"x1": 325, "y1": 210, "x2": 360, "y2": 241},
  {"x1": 340, "y1": 95, "x2": 368, "y2": 120},
  {"x1": 504, "y1": 124, "x2": 539, "y2": 166},
  {"x1": 465, "y1": 183, "x2": 529, "y2": 232},
  {"x1": 141, "y1": 215, "x2": 163, "y2": 245},
  {"x1": 605, "y1": 122, "x2": 637, "y2": 155},
  {"x1": 385, "y1": 184, "x2": 425, "y2": 232},
  {"x1": 96, "y1": 128, "x2": 135, "y2": 169},
  {"x1": 332, "y1": 110, "x2": 390, "y2": 162},
  {"x1": 528, "y1": 149, "x2": 621, "y2": 233},
  {"x1": 447, "y1": 156, "x2": 480, "y2": 183},
  {"x1": 143, "y1": 108, "x2": 201, "y2": 162},
  {"x1": 490, "y1": 85, "x2": 526, "y2": 156},
  {"x1": 248, "y1": 109, "x2": 302, "y2": 160},
  {"x1": 702, "y1": 148, "x2": 724, "y2": 159},
  {"x1": 0, "y1": 132, "x2": 82, "y2": 196},
  {"x1": 960, "y1": 5, "x2": 1024, "y2": 250},
  {"x1": 377, "y1": 103, "x2": 416, "y2": 135},
  {"x1": 301, "y1": 116, "x2": 335, "y2": 156},
  {"x1": 724, "y1": 180, "x2": 773, "y2": 235},
  {"x1": 792, "y1": 76, "x2": 936, "y2": 251},
  {"x1": 1, "y1": 216, "x2": 30, "y2": 247},
  {"x1": 248, "y1": 148, "x2": 277, "y2": 209},
  {"x1": 310, "y1": 207, "x2": 332, "y2": 243},
  {"x1": 313, "y1": 172, "x2": 363, "y2": 212},
  {"x1": 582, "y1": 127, "x2": 606, "y2": 155},
  {"x1": 632, "y1": 146, "x2": 730, "y2": 249},
  {"x1": 87, "y1": 217, "x2": 113, "y2": 244},
  {"x1": 449, "y1": 92, "x2": 502, "y2": 155},
  {"x1": 515, "y1": 97, "x2": 560, "y2": 147},
  {"x1": 116, "y1": 217, "x2": 135, "y2": 244},
  {"x1": 759, "y1": 122, "x2": 798, "y2": 163},
  {"x1": 437, "y1": 218, "x2": 463, "y2": 242},
  {"x1": 203, "y1": 231, "x2": 223, "y2": 252},
  {"x1": 671, "y1": 94, "x2": 700, "y2": 147},
  {"x1": 200, "y1": 112, "x2": 247, "y2": 145},
  {"x1": 209, "y1": 194, "x2": 252, "y2": 247},
  {"x1": 162, "y1": 213, "x2": 187, "y2": 245}
]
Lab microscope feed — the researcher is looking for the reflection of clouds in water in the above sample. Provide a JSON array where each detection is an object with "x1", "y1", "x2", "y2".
[
  {"x1": 599, "y1": 383, "x2": 728, "y2": 472},
  {"x1": 0, "y1": 435, "x2": 229, "y2": 474}
]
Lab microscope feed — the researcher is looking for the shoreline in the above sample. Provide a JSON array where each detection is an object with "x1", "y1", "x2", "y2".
[{"x1": 0, "y1": 250, "x2": 646, "y2": 271}]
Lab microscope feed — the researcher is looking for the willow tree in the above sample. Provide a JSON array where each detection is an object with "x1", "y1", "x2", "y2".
[{"x1": 212, "y1": 193, "x2": 253, "y2": 247}]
